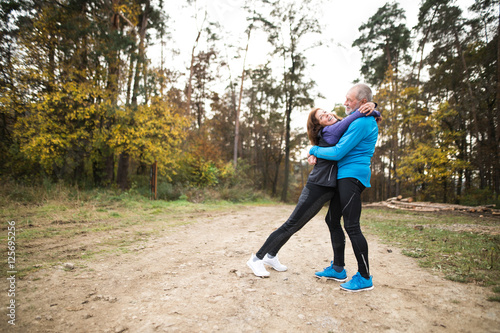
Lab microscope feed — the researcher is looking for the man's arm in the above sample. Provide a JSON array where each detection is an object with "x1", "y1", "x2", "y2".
[
  {"x1": 322, "y1": 110, "x2": 381, "y2": 146},
  {"x1": 310, "y1": 120, "x2": 369, "y2": 161},
  {"x1": 322, "y1": 111, "x2": 365, "y2": 145},
  {"x1": 323, "y1": 110, "x2": 380, "y2": 146}
]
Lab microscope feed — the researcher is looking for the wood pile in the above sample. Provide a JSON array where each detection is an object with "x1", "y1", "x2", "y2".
[{"x1": 365, "y1": 195, "x2": 500, "y2": 215}]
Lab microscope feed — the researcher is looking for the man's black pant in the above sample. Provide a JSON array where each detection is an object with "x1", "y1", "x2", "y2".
[{"x1": 326, "y1": 177, "x2": 370, "y2": 278}]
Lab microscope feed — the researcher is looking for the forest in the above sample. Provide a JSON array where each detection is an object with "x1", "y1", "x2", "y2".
[{"x1": 0, "y1": 0, "x2": 498, "y2": 206}]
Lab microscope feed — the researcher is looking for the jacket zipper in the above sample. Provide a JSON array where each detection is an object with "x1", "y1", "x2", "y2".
[{"x1": 328, "y1": 164, "x2": 334, "y2": 181}]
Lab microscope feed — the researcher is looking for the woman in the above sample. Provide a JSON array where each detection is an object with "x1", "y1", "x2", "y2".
[{"x1": 246, "y1": 104, "x2": 380, "y2": 277}]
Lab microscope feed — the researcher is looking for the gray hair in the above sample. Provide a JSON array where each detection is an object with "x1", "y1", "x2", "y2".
[{"x1": 350, "y1": 83, "x2": 373, "y2": 102}]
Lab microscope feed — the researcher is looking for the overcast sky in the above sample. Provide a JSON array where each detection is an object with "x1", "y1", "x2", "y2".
[{"x1": 153, "y1": 0, "x2": 475, "y2": 129}]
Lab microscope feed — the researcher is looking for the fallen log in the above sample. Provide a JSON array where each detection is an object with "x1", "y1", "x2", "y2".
[{"x1": 366, "y1": 198, "x2": 499, "y2": 215}]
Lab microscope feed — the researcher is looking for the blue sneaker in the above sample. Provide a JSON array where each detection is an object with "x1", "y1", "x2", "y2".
[
  {"x1": 314, "y1": 262, "x2": 347, "y2": 282},
  {"x1": 340, "y1": 272, "x2": 374, "y2": 292}
]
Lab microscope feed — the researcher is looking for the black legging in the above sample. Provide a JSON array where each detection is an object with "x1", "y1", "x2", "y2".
[
  {"x1": 256, "y1": 183, "x2": 335, "y2": 259},
  {"x1": 326, "y1": 177, "x2": 370, "y2": 278}
]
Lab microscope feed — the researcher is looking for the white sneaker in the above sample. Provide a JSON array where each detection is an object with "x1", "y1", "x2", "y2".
[
  {"x1": 246, "y1": 254, "x2": 270, "y2": 277},
  {"x1": 263, "y1": 254, "x2": 288, "y2": 271}
]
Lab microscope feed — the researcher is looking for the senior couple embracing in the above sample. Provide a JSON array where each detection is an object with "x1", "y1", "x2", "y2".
[{"x1": 247, "y1": 83, "x2": 380, "y2": 292}]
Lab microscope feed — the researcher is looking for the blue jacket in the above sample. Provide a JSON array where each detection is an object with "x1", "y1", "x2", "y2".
[
  {"x1": 306, "y1": 110, "x2": 379, "y2": 188},
  {"x1": 309, "y1": 117, "x2": 378, "y2": 188}
]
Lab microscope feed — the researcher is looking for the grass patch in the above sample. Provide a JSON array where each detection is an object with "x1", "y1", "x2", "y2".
[
  {"x1": 0, "y1": 183, "x2": 262, "y2": 277},
  {"x1": 363, "y1": 208, "x2": 500, "y2": 292},
  {"x1": 487, "y1": 295, "x2": 500, "y2": 303}
]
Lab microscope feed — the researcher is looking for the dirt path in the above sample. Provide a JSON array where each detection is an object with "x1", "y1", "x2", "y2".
[{"x1": 3, "y1": 205, "x2": 500, "y2": 332}]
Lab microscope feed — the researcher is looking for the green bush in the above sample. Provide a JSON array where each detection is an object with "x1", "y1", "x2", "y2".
[
  {"x1": 459, "y1": 188, "x2": 499, "y2": 207},
  {"x1": 156, "y1": 182, "x2": 183, "y2": 201},
  {"x1": 0, "y1": 161, "x2": 268, "y2": 206},
  {"x1": 0, "y1": 179, "x2": 75, "y2": 205}
]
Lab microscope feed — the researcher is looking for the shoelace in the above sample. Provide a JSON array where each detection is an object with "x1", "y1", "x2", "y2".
[
  {"x1": 352, "y1": 274, "x2": 362, "y2": 285},
  {"x1": 323, "y1": 262, "x2": 334, "y2": 270}
]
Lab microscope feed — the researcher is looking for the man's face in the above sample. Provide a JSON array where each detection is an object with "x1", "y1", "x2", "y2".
[{"x1": 344, "y1": 89, "x2": 362, "y2": 115}]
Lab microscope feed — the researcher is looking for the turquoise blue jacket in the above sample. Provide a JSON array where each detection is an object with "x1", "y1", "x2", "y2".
[{"x1": 309, "y1": 117, "x2": 378, "y2": 188}]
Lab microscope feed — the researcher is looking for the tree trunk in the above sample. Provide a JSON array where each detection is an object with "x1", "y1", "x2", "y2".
[
  {"x1": 187, "y1": 11, "x2": 207, "y2": 116},
  {"x1": 454, "y1": 30, "x2": 480, "y2": 140},
  {"x1": 443, "y1": 177, "x2": 448, "y2": 203},
  {"x1": 281, "y1": 48, "x2": 296, "y2": 202},
  {"x1": 281, "y1": 95, "x2": 293, "y2": 202},
  {"x1": 131, "y1": 0, "x2": 148, "y2": 107},
  {"x1": 131, "y1": 57, "x2": 140, "y2": 106},
  {"x1": 273, "y1": 133, "x2": 284, "y2": 197},
  {"x1": 126, "y1": 52, "x2": 134, "y2": 105},
  {"x1": 108, "y1": 0, "x2": 120, "y2": 101},
  {"x1": 107, "y1": 0, "x2": 120, "y2": 187},
  {"x1": 388, "y1": 150, "x2": 393, "y2": 197},
  {"x1": 116, "y1": 152, "x2": 129, "y2": 190},
  {"x1": 47, "y1": 35, "x2": 55, "y2": 92},
  {"x1": 234, "y1": 28, "x2": 251, "y2": 167},
  {"x1": 141, "y1": 0, "x2": 150, "y2": 105},
  {"x1": 187, "y1": 43, "x2": 197, "y2": 116},
  {"x1": 105, "y1": 154, "x2": 115, "y2": 184},
  {"x1": 121, "y1": 0, "x2": 149, "y2": 189},
  {"x1": 453, "y1": 28, "x2": 486, "y2": 190},
  {"x1": 495, "y1": 14, "x2": 500, "y2": 196},
  {"x1": 272, "y1": 155, "x2": 281, "y2": 198}
]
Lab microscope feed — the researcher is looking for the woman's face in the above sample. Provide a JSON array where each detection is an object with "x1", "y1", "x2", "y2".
[{"x1": 315, "y1": 109, "x2": 338, "y2": 127}]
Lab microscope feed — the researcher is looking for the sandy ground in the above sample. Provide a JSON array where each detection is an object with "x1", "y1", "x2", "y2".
[{"x1": 2, "y1": 205, "x2": 500, "y2": 332}]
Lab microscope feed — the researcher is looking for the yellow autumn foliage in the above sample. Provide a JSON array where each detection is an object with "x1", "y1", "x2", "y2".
[{"x1": 109, "y1": 97, "x2": 190, "y2": 180}]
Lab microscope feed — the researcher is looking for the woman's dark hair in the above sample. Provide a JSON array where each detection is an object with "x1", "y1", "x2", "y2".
[
  {"x1": 307, "y1": 108, "x2": 322, "y2": 145},
  {"x1": 307, "y1": 108, "x2": 342, "y2": 145}
]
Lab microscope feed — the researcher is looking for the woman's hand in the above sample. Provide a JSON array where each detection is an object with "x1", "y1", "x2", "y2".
[
  {"x1": 358, "y1": 102, "x2": 376, "y2": 115},
  {"x1": 307, "y1": 154, "x2": 317, "y2": 165}
]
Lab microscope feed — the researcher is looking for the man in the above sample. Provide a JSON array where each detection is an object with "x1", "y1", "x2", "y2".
[{"x1": 308, "y1": 83, "x2": 379, "y2": 292}]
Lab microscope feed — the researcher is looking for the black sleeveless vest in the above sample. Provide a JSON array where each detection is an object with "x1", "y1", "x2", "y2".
[{"x1": 306, "y1": 131, "x2": 338, "y2": 187}]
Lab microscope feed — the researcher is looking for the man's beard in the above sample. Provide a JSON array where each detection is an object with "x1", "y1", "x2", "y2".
[{"x1": 347, "y1": 103, "x2": 361, "y2": 115}]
